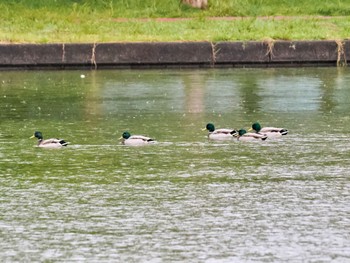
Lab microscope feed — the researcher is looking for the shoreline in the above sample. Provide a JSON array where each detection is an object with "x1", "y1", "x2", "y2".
[
  {"x1": 112, "y1": 16, "x2": 343, "y2": 22},
  {"x1": 0, "y1": 40, "x2": 348, "y2": 70}
]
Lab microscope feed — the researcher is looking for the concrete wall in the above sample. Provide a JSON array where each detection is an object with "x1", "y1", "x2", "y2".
[{"x1": 0, "y1": 41, "x2": 348, "y2": 69}]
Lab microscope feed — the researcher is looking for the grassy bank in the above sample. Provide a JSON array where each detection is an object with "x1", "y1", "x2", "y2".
[{"x1": 1, "y1": 0, "x2": 350, "y2": 43}]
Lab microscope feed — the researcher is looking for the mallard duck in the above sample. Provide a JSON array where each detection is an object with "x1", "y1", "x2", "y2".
[
  {"x1": 236, "y1": 129, "x2": 267, "y2": 141},
  {"x1": 31, "y1": 131, "x2": 68, "y2": 148},
  {"x1": 120, "y1": 131, "x2": 156, "y2": 146},
  {"x1": 203, "y1": 123, "x2": 237, "y2": 141},
  {"x1": 249, "y1": 122, "x2": 288, "y2": 138}
]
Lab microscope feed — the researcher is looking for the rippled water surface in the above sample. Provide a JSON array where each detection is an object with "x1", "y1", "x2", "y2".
[{"x1": 1, "y1": 68, "x2": 350, "y2": 262}]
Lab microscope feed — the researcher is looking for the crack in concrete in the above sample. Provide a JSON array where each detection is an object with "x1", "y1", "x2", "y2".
[
  {"x1": 62, "y1": 43, "x2": 65, "y2": 63},
  {"x1": 336, "y1": 40, "x2": 347, "y2": 67},
  {"x1": 210, "y1": 42, "x2": 219, "y2": 67},
  {"x1": 264, "y1": 39, "x2": 275, "y2": 62},
  {"x1": 91, "y1": 43, "x2": 97, "y2": 69}
]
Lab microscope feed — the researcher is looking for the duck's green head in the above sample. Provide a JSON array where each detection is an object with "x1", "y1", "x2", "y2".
[
  {"x1": 252, "y1": 122, "x2": 261, "y2": 132},
  {"x1": 122, "y1": 131, "x2": 131, "y2": 139},
  {"x1": 238, "y1": 129, "x2": 247, "y2": 136},
  {"x1": 31, "y1": 131, "x2": 43, "y2": 140},
  {"x1": 205, "y1": 123, "x2": 215, "y2": 132}
]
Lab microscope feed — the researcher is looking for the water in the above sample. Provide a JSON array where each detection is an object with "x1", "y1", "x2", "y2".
[{"x1": 1, "y1": 68, "x2": 350, "y2": 262}]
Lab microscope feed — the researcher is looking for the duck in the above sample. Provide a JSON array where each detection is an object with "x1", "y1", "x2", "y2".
[
  {"x1": 236, "y1": 129, "x2": 267, "y2": 141},
  {"x1": 30, "y1": 131, "x2": 68, "y2": 148},
  {"x1": 203, "y1": 123, "x2": 237, "y2": 141},
  {"x1": 249, "y1": 122, "x2": 288, "y2": 138},
  {"x1": 120, "y1": 131, "x2": 156, "y2": 146}
]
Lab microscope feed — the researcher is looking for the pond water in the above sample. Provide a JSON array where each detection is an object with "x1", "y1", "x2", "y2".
[{"x1": 0, "y1": 67, "x2": 350, "y2": 262}]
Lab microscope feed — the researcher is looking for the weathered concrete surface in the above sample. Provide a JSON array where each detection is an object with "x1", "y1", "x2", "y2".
[
  {"x1": 214, "y1": 42, "x2": 270, "y2": 64},
  {"x1": 95, "y1": 42, "x2": 213, "y2": 66},
  {"x1": 0, "y1": 41, "x2": 348, "y2": 69},
  {"x1": 271, "y1": 41, "x2": 339, "y2": 63}
]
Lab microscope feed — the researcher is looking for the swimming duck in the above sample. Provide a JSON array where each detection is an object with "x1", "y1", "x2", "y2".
[
  {"x1": 236, "y1": 129, "x2": 267, "y2": 141},
  {"x1": 204, "y1": 123, "x2": 237, "y2": 141},
  {"x1": 120, "y1": 131, "x2": 156, "y2": 146},
  {"x1": 249, "y1": 122, "x2": 288, "y2": 138},
  {"x1": 31, "y1": 131, "x2": 68, "y2": 148}
]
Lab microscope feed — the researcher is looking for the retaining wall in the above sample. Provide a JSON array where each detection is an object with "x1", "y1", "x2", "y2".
[{"x1": 0, "y1": 41, "x2": 348, "y2": 69}]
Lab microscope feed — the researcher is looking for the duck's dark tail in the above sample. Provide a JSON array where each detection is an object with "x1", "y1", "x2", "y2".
[
  {"x1": 230, "y1": 129, "x2": 238, "y2": 136},
  {"x1": 59, "y1": 140, "x2": 68, "y2": 146},
  {"x1": 280, "y1": 129, "x2": 288, "y2": 136}
]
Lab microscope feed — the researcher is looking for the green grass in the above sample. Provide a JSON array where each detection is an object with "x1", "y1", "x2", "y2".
[{"x1": 1, "y1": 0, "x2": 350, "y2": 43}]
